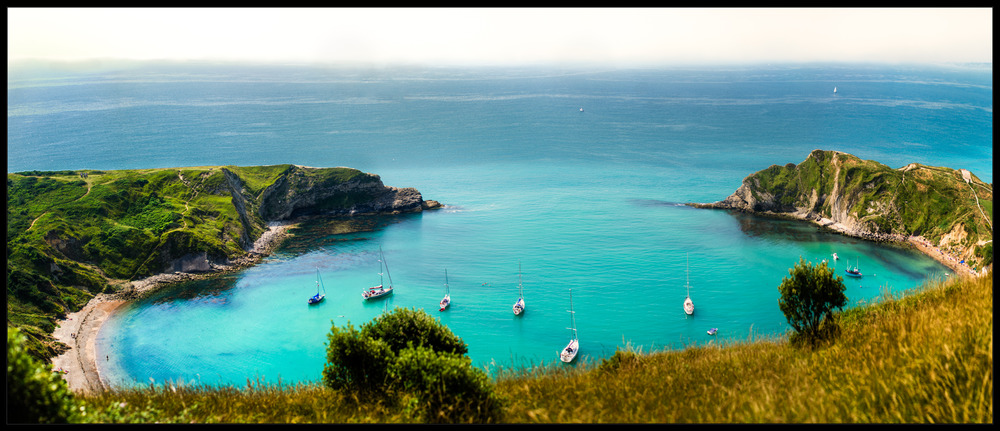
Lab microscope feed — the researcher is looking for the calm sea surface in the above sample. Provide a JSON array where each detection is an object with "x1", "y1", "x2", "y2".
[{"x1": 7, "y1": 63, "x2": 991, "y2": 387}]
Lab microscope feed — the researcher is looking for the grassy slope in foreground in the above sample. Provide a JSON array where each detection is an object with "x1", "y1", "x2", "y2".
[
  {"x1": 6, "y1": 164, "x2": 422, "y2": 360},
  {"x1": 72, "y1": 270, "x2": 992, "y2": 423}
]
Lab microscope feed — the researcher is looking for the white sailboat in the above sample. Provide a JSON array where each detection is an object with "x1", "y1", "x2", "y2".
[
  {"x1": 833, "y1": 86, "x2": 838, "y2": 94},
  {"x1": 439, "y1": 269, "x2": 451, "y2": 311},
  {"x1": 363, "y1": 247, "x2": 394, "y2": 300},
  {"x1": 683, "y1": 253, "x2": 694, "y2": 316},
  {"x1": 560, "y1": 288, "x2": 579, "y2": 363},
  {"x1": 512, "y1": 262, "x2": 525, "y2": 316},
  {"x1": 308, "y1": 268, "x2": 326, "y2": 305}
]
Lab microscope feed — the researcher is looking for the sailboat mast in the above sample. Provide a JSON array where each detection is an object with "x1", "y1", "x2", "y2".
[
  {"x1": 518, "y1": 261, "x2": 523, "y2": 298},
  {"x1": 569, "y1": 289, "x2": 578, "y2": 339},
  {"x1": 686, "y1": 253, "x2": 691, "y2": 298},
  {"x1": 380, "y1": 246, "x2": 393, "y2": 287},
  {"x1": 445, "y1": 269, "x2": 450, "y2": 294}
]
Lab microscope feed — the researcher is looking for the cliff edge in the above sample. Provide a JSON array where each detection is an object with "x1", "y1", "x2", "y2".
[{"x1": 692, "y1": 150, "x2": 992, "y2": 273}]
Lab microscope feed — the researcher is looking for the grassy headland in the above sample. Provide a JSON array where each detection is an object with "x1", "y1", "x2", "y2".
[
  {"x1": 6, "y1": 165, "x2": 433, "y2": 360},
  {"x1": 71, "y1": 269, "x2": 992, "y2": 423},
  {"x1": 695, "y1": 150, "x2": 993, "y2": 274}
]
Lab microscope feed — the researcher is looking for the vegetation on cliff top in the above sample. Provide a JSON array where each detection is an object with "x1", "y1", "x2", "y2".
[
  {"x1": 5, "y1": 165, "x2": 381, "y2": 360},
  {"x1": 725, "y1": 150, "x2": 992, "y2": 271}
]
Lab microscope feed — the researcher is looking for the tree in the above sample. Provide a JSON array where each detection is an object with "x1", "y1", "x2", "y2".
[
  {"x1": 6, "y1": 327, "x2": 80, "y2": 423},
  {"x1": 778, "y1": 257, "x2": 848, "y2": 346}
]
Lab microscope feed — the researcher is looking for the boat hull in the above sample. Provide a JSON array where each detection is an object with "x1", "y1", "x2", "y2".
[
  {"x1": 363, "y1": 286, "x2": 393, "y2": 300},
  {"x1": 513, "y1": 298, "x2": 525, "y2": 315},
  {"x1": 560, "y1": 339, "x2": 579, "y2": 363},
  {"x1": 308, "y1": 295, "x2": 325, "y2": 305}
]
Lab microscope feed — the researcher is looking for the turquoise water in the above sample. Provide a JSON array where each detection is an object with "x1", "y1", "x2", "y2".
[{"x1": 7, "y1": 63, "x2": 989, "y2": 388}]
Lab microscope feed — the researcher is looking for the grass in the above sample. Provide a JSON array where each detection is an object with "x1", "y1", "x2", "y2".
[
  {"x1": 73, "y1": 270, "x2": 992, "y2": 423},
  {"x1": 6, "y1": 164, "x2": 390, "y2": 361}
]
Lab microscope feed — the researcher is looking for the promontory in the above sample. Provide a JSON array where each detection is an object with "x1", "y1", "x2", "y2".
[
  {"x1": 7, "y1": 164, "x2": 441, "y2": 360},
  {"x1": 691, "y1": 150, "x2": 992, "y2": 276}
]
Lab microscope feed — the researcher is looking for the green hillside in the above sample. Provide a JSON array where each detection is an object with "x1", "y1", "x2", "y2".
[
  {"x1": 702, "y1": 150, "x2": 992, "y2": 271},
  {"x1": 6, "y1": 165, "x2": 421, "y2": 360}
]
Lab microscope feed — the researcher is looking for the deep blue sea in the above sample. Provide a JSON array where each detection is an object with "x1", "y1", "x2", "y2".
[{"x1": 7, "y1": 62, "x2": 992, "y2": 388}]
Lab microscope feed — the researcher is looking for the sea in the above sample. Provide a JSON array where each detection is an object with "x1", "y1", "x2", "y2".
[{"x1": 7, "y1": 62, "x2": 992, "y2": 389}]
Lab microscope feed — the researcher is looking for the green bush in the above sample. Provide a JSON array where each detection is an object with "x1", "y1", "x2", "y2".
[
  {"x1": 323, "y1": 308, "x2": 503, "y2": 423},
  {"x1": 777, "y1": 257, "x2": 848, "y2": 347},
  {"x1": 322, "y1": 322, "x2": 394, "y2": 397},
  {"x1": 6, "y1": 327, "x2": 81, "y2": 423},
  {"x1": 392, "y1": 346, "x2": 504, "y2": 423},
  {"x1": 362, "y1": 307, "x2": 468, "y2": 355}
]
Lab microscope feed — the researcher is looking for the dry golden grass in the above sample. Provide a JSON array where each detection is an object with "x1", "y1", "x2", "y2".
[{"x1": 76, "y1": 271, "x2": 992, "y2": 423}]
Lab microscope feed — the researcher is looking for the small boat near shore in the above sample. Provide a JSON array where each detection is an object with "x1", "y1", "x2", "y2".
[
  {"x1": 439, "y1": 269, "x2": 451, "y2": 311},
  {"x1": 308, "y1": 268, "x2": 326, "y2": 305},
  {"x1": 363, "y1": 247, "x2": 394, "y2": 300},
  {"x1": 559, "y1": 288, "x2": 579, "y2": 363},
  {"x1": 707, "y1": 328, "x2": 718, "y2": 336},
  {"x1": 512, "y1": 262, "x2": 525, "y2": 316},
  {"x1": 845, "y1": 257, "x2": 863, "y2": 277},
  {"x1": 683, "y1": 253, "x2": 694, "y2": 316}
]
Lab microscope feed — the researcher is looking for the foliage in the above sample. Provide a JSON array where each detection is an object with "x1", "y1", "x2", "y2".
[
  {"x1": 777, "y1": 257, "x2": 848, "y2": 347},
  {"x1": 392, "y1": 346, "x2": 504, "y2": 423},
  {"x1": 7, "y1": 164, "x2": 382, "y2": 361},
  {"x1": 322, "y1": 322, "x2": 394, "y2": 397},
  {"x1": 323, "y1": 307, "x2": 502, "y2": 423},
  {"x1": 6, "y1": 327, "x2": 81, "y2": 423},
  {"x1": 362, "y1": 306, "x2": 469, "y2": 355}
]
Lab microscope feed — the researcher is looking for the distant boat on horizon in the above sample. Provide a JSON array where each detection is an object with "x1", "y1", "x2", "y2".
[{"x1": 833, "y1": 86, "x2": 838, "y2": 94}]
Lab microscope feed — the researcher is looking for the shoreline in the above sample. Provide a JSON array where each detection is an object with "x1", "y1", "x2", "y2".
[{"x1": 50, "y1": 221, "x2": 296, "y2": 394}]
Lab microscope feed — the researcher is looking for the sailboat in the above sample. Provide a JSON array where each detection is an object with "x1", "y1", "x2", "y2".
[
  {"x1": 559, "y1": 288, "x2": 579, "y2": 363},
  {"x1": 512, "y1": 262, "x2": 525, "y2": 316},
  {"x1": 439, "y1": 269, "x2": 451, "y2": 311},
  {"x1": 363, "y1": 247, "x2": 394, "y2": 300},
  {"x1": 845, "y1": 257, "x2": 863, "y2": 277},
  {"x1": 683, "y1": 254, "x2": 695, "y2": 316},
  {"x1": 833, "y1": 86, "x2": 838, "y2": 94},
  {"x1": 308, "y1": 268, "x2": 326, "y2": 305}
]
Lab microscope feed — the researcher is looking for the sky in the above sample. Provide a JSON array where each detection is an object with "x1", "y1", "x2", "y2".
[{"x1": 6, "y1": 8, "x2": 994, "y2": 67}]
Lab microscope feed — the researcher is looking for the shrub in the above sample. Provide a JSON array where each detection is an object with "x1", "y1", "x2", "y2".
[
  {"x1": 6, "y1": 327, "x2": 80, "y2": 423},
  {"x1": 323, "y1": 308, "x2": 503, "y2": 422},
  {"x1": 361, "y1": 307, "x2": 468, "y2": 355},
  {"x1": 321, "y1": 322, "x2": 394, "y2": 397},
  {"x1": 392, "y1": 346, "x2": 504, "y2": 423},
  {"x1": 777, "y1": 257, "x2": 848, "y2": 347}
]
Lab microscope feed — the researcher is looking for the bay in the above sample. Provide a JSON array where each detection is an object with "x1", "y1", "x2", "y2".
[{"x1": 7, "y1": 63, "x2": 989, "y2": 388}]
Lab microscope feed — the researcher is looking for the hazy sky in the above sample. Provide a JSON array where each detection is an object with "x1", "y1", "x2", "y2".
[{"x1": 7, "y1": 8, "x2": 993, "y2": 67}]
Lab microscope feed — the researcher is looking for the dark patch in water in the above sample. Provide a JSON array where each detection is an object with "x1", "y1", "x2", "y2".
[{"x1": 629, "y1": 198, "x2": 696, "y2": 209}]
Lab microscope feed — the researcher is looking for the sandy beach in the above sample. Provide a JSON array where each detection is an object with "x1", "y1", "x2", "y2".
[{"x1": 50, "y1": 221, "x2": 294, "y2": 394}]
